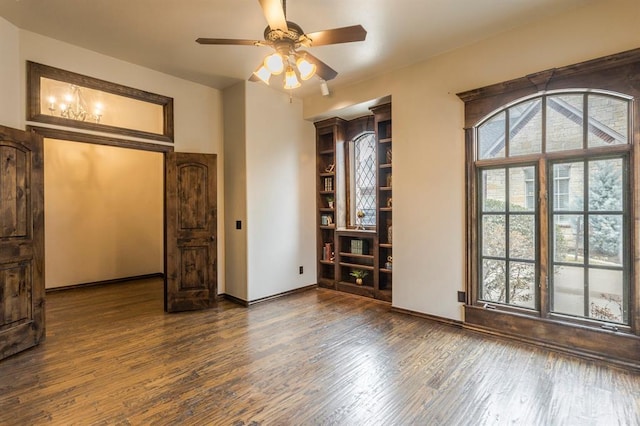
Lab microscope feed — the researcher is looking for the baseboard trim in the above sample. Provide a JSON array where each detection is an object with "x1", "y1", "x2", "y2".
[
  {"x1": 222, "y1": 284, "x2": 318, "y2": 307},
  {"x1": 222, "y1": 293, "x2": 249, "y2": 307},
  {"x1": 391, "y1": 306, "x2": 464, "y2": 328},
  {"x1": 45, "y1": 273, "x2": 164, "y2": 293}
]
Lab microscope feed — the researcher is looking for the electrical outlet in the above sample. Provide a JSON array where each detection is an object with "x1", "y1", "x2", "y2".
[
  {"x1": 299, "y1": 266, "x2": 303, "y2": 274},
  {"x1": 457, "y1": 291, "x2": 466, "y2": 303}
]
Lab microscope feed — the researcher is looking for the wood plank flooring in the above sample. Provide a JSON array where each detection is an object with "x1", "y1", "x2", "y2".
[{"x1": 1, "y1": 278, "x2": 639, "y2": 425}]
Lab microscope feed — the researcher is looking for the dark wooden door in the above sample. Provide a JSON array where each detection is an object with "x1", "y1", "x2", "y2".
[
  {"x1": 0, "y1": 126, "x2": 44, "y2": 360},
  {"x1": 165, "y1": 152, "x2": 217, "y2": 312}
]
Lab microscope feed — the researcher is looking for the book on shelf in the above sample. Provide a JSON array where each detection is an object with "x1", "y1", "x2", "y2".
[
  {"x1": 324, "y1": 177, "x2": 333, "y2": 191},
  {"x1": 323, "y1": 242, "x2": 332, "y2": 261},
  {"x1": 350, "y1": 239, "x2": 368, "y2": 255}
]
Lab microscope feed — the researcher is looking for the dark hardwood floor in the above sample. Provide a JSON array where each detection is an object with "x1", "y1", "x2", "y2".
[{"x1": 1, "y1": 278, "x2": 639, "y2": 425}]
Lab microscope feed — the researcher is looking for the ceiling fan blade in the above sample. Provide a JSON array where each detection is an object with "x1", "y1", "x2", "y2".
[
  {"x1": 258, "y1": 0, "x2": 288, "y2": 32},
  {"x1": 299, "y1": 51, "x2": 338, "y2": 81},
  {"x1": 302, "y1": 25, "x2": 367, "y2": 47},
  {"x1": 196, "y1": 38, "x2": 262, "y2": 46}
]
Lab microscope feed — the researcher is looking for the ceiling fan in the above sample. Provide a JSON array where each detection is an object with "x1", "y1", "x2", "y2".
[{"x1": 196, "y1": 0, "x2": 367, "y2": 89}]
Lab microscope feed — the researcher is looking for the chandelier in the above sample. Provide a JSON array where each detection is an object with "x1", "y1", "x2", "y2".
[{"x1": 47, "y1": 84, "x2": 104, "y2": 123}]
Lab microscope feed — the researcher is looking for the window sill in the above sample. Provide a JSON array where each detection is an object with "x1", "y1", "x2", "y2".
[
  {"x1": 336, "y1": 228, "x2": 377, "y2": 236},
  {"x1": 464, "y1": 304, "x2": 640, "y2": 370}
]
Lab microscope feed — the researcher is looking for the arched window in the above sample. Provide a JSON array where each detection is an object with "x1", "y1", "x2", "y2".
[
  {"x1": 458, "y1": 49, "x2": 640, "y2": 366},
  {"x1": 476, "y1": 92, "x2": 630, "y2": 324}
]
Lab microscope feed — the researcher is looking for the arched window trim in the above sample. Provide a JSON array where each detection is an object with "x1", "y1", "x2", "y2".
[{"x1": 457, "y1": 48, "x2": 640, "y2": 369}]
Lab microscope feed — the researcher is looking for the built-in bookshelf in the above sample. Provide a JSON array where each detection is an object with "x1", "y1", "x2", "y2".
[
  {"x1": 336, "y1": 230, "x2": 376, "y2": 298},
  {"x1": 314, "y1": 104, "x2": 392, "y2": 302},
  {"x1": 315, "y1": 118, "x2": 345, "y2": 289},
  {"x1": 371, "y1": 103, "x2": 392, "y2": 302}
]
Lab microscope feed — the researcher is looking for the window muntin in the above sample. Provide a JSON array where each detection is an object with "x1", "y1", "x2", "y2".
[
  {"x1": 479, "y1": 165, "x2": 537, "y2": 309},
  {"x1": 475, "y1": 91, "x2": 631, "y2": 325},
  {"x1": 349, "y1": 132, "x2": 376, "y2": 227},
  {"x1": 550, "y1": 157, "x2": 628, "y2": 324}
]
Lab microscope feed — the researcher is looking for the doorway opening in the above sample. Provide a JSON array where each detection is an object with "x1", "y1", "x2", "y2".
[{"x1": 43, "y1": 138, "x2": 164, "y2": 291}]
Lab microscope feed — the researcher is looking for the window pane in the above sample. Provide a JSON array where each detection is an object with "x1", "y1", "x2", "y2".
[
  {"x1": 478, "y1": 112, "x2": 505, "y2": 159},
  {"x1": 552, "y1": 162, "x2": 583, "y2": 211},
  {"x1": 552, "y1": 265, "x2": 584, "y2": 317},
  {"x1": 553, "y1": 214, "x2": 583, "y2": 263},
  {"x1": 587, "y1": 95, "x2": 628, "y2": 148},
  {"x1": 482, "y1": 215, "x2": 505, "y2": 257},
  {"x1": 509, "y1": 262, "x2": 536, "y2": 309},
  {"x1": 589, "y1": 269, "x2": 625, "y2": 324},
  {"x1": 354, "y1": 133, "x2": 376, "y2": 226},
  {"x1": 547, "y1": 94, "x2": 583, "y2": 152},
  {"x1": 509, "y1": 215, "x2": 535, "y2": 260},
  {"x1": 509, "y1": 166, "x2": 535, "y2": 211},
  {"x1": 588, "y1": 159, "x2": 623, "y2": 212},
  {"x1": 509, "y1": 99, "x2": 542, "y2": 156},
  {"x1": 482, "y1": 259, "x2": 506, "y2": 303},
  {"x1": 481, "y1": 169, "x2": 505, "y2": 211},
  {"x1": 588, "y1": 215, "x2": 623, "y2": 266}
]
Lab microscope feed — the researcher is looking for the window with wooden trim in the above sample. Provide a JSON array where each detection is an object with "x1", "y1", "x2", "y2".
[
  {"x1": 476, "y1": 91, "x2": 630, "y2": 324},
  {"x1": 458, "y1": 49, "x2": 640, "y2": 366}
]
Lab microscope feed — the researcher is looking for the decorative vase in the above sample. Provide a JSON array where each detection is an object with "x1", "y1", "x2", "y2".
[{"x1": 356, "y1": 278, "x2": 363, "y2": 285}]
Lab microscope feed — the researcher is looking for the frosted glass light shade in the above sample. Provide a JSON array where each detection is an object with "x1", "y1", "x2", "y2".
[
  {"x1": 264, "y1": 53, "x2": 284, "y2": 75},
  {"x1": 253, "y1": 66, "x2": 272, "y2": 84},
  {"x1": 284, "y1": 66, "x2": 301, "y2": 89},
  {"x1": 296, "y1": 57, "x2": 316, "y2": 80}
]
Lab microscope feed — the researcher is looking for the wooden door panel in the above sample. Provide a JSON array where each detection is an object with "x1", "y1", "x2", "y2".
[
  {"x1": 180, "y1": 245, "x2": 209, "y2": 289},
  {"x1": 1, "y1": 145, "x2": 29, "y2": 238},
  {"x1": 0, "y1": 262, "x2": 32, "y2": 329},
  {"x1": 166, "y1": 153, "x2": 217, "y2": 312},
  {"x1": 0, "y1": 126, "x2": 44, "y2": 360},
  {"x1": 178, "y1": 165, "x2": 207, "y2": 230}
]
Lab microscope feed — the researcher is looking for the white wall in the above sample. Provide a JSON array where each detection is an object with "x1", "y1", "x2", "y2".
[
  {"x1": 245, "y1": 83, "x2": 316, "y2": 301},
  {"x1": 223, "y1": 81, "x2": 316, "y2": 302},
  {"x1": 223, "y1": 82, "x2": 249, "y2": 301},
  {"x1": 0, "y1": 24, "x2": 226, "y2": 292},
  {"x1": 303, "y1": 0, "x2": 640, "y2": 320},
  {"x1": 44, "y1": 139, "x2": 163, "y2": 288},
  {"x1": 0, "y1": 18, "x2": 20, "y2": 129}
]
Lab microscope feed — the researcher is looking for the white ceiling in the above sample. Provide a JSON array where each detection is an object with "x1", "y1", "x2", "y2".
[{"x1": 0, "y1": 0, "x2": 596, "y2": 99}]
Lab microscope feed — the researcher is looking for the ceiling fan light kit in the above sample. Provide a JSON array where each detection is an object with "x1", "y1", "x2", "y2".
[
  {"x1": 264, "y1": 53, "x2": 284, "y2": 75},
  {"x1": 197, "y1": 0, "x2": 366, "y2": 91},
  {"x1": 284, "y1": 65, "x2": 301, "y2": 89}
]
